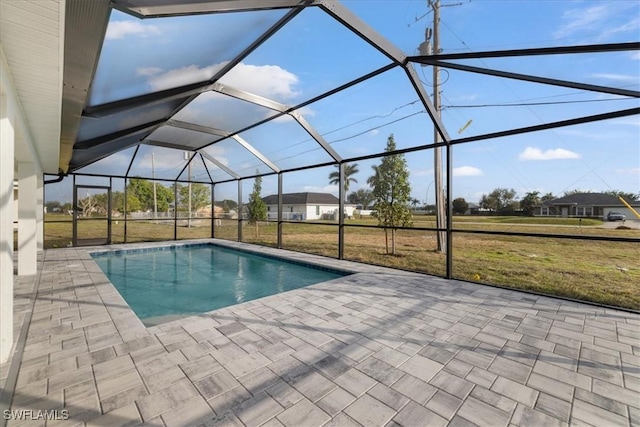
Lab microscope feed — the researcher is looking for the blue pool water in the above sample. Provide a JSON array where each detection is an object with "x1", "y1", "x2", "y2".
[{"x1": 91, "y1": 244, "x2": 347, "y2": 320}]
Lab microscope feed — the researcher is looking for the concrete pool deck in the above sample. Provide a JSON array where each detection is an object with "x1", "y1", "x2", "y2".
[{"x1": 1, "y1": 240, "x2": 639, "y2": 427}]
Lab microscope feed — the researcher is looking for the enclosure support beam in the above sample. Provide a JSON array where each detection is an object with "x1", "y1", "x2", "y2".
[
  {"x1": 18, "y1": 161, "x2": 37, "y2": 276},
  {"x1": 445, "y1": 143, "x2": 453, "y2": 279},
  {"x1": 338, "y1": 163, "x2": 345, "y2": 259},
  {"x1": 237, "y1": 180, "x2": 243, "y2": 242},
  {"x1": 420, "y1": 60, "x2": 640, "y2": 99},
  {"x1": 211, "y1": 184, "x2": 215, "y2": 239},
  {"x1": 0, "y1": 94, "x2": 15, "y2": 364},
  {"x1": 36, "y1": 171, "x2": 44, "y2": 252},
  {"x1": 173, "y1": 183, "x2": 178, "y2": 241},
  {"x1": 277, "y1": 174, "x2": 283, "y2": 249}
]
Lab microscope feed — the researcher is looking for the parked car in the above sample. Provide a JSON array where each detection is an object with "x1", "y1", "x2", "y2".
[{"x1": 607, "y1": 211, "x2": 626, "y2": 221}]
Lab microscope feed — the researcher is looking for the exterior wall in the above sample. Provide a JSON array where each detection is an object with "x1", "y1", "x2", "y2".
[
  {"x1": 266, "y1": 203, "x2": 356, "y2": 220},
  {"x1": 603, "y1": 207, "x2": 639, "y2": 220}
]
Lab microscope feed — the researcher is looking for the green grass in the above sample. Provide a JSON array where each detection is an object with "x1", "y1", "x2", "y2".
[{"x1": 42, "y1": 215, "x2": 640, "y2": 310}]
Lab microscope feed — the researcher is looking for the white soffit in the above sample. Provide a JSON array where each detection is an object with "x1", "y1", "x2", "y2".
[{"x1": 0, "y1": 0, "x2": 64, "y2": 173}]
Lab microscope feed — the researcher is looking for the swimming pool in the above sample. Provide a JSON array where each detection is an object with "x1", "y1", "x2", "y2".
[{"x1": 92, "y1": 244, "x2": 348, "y2": 321}]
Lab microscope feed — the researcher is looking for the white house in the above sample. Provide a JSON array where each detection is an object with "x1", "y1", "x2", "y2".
[{"x1": 262, "y1": 192, "x2": 356, "y2": 220}]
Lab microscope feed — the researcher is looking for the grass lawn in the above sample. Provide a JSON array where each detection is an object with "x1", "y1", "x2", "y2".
[{"x1": 43, "y1": 214, "x2": 640, "y2": 310}]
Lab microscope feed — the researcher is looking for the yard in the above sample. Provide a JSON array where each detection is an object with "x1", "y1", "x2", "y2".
[{"x1": 43, "y1": 214, "x2": 640, "y2": 310}]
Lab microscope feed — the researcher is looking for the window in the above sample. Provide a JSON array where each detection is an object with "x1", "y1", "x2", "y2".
[
  {"x1": 541, "y1": 207, "x2": 550, "y2": 216},
  {"x1": 576, "y1": 206, "x2": 593, "y2": 217},
  {"x1": 316, "y1": 205, "x2": 320, "y2": 215}
]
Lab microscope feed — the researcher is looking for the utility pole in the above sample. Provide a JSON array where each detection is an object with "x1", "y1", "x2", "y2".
[{"x1": 429, "y1": 0, "x2": 447, "y2": 253}]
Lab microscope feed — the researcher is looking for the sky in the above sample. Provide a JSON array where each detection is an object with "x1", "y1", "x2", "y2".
[{"x1": 49, "y1": 0, "x2": 640, "y2": 205}]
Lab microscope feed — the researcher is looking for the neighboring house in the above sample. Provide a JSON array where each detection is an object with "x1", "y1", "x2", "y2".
[
  {"x1": 261, "y1": 192, "x2": 356, "y2": 220},
  {"x1": 534, "y1": 193, "x2": 640, "y2": 219}
]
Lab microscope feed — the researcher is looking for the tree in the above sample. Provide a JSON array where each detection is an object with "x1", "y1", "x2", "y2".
[
  {"x1": 127, "y1": 178, "x2": 173, "y2": 212},
  {"x1": 45, "y1": 201, "x2": 62, "y2": 213},
  {"x1": 452, "y1": 197, "x2": 469, "y2": 215},
  {"x1": 77, "y1": 193, "x2": 98, "y2": 218},
  {"x1": 216, "y1": 199, "x2": 238, "y2": 213},
  {"x1": 603, "y1": 190, "x2": 640, "y2": 201},
  {"x1": 112, "y1": 191, "x2": 141, "y2": 214},
  {"x1": 347, "y1": 189, "x2": 374, "y2": 209},
  {"x1": 370, "y1": 134, "x2": 412, "y2": 255},
  {"x1": 246, "y1": 174, "x2": 267, "y2": 237},
  {"x1": 541, "y1": 192, "x2": 555, "y2": 202},
  {"x1": 479, "y1": 188, "x2": 518, "y2": 213},
  {"x1": 328, "y1": 163, "x2": 359, "y2": 200},
  {"x1": 177, "y1": 183, "x2": 210, "y2": 212},
  {"x1": 520, "y1": 191, "x2": 541, "y2": 216}
]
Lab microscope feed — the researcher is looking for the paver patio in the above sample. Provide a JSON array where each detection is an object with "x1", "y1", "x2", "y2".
[{"x1": 1, "y1": 239, "x2": 639, "y2": 427}]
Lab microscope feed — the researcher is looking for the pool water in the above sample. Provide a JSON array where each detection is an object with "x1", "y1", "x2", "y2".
[{"x1": 92, "y1": 244, "x2": 347, "y2": 319}]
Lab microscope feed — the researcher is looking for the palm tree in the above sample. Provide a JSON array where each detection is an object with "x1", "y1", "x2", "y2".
[{"x1": 328, "y1": 163, "x2": 359, "y2": 199}]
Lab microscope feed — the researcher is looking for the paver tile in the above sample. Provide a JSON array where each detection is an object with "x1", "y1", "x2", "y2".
[
  {"x1": 526, "y1": 372, "x2": 574, "y2": 402},
  {"x1": 429, "y1": 370, "x2": 474, "y2": 399},
  {"x1": 317, "y1": 388, "x2": 357, "y2": 416},
  {"x1": 344, "y1": 394, "x2": 396, "y2": 427},
  {"x1": 592, "y1": 378, "x2": 640, "y2": 409},
  {"x1": 490, "y1": 376, "x2": 538, "y2": 407},
  {"x1": 100, "y1": 384, "x2": 148, "y2": 414},
  {"x1": 232, "y1": 391, "x2": 284, "y2": 426},
  {"x1": 276, "y1": 398, "x2": 331, "y2": 427},
  {"x1": 426, "y1": 390, "x2": 463, "y2": 420},
  {"x1": 456, "y1": 396, "x2": 510, "y2": 427},
  {"x1": 392, "y1": 374, "x2": 438, "y2": 405},
  {"x1": 532, "y1": 360, "x2": 591, "y2": 390},
  {"x1": 366, "y1": 383, "x2": 409, "y2": 411},
  {"x1": 512, "y1": 404, "x2": 565, "y2": 427},
  {"x1": 136, "y1": 378, "x2": 199, "y2": 421},
  {"x1": 266, "y1": 381, "x2": 305, "y2": 409},
  {"x1": 571, "y1": 398, "x2": 629, "y2": 426},
  {"x1": 470, "y1": 386, "x2": 516, "y2": 414},
  {"x1": 207, "y1": 385, "x2": 252, "y2": 415},
  {"x1": 535, "y1": 392, "x2": 571, "y2": 423},
  {"x1": 290, "y1": 371, "x2": 337, "y2": 402},
  {"x1": 85, "y1": 402, "x2": 141, "y2": 427},
  {"x1": 160, "y1": 396, "x2": 215, "y2": 427},
  {"x1": 399, "y1": 354, "x2": 443, "y2": 383},
  {"x1": 194, "y1": 370, "x2": 241, "y2": 400},
  {"x1": 394, "y1": 400, "x2": 447, "y2": 427},
  {"x1": 335, "y1": 368, "x2": 378, "y2": 397}
]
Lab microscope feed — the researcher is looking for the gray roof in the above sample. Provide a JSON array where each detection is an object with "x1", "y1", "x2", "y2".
[
  {"x1": 543, "y1": 193, "x2": 639, "y2": 206},
  {"x1": 262, "y1": 192, "x2": 341, "y2": 205}
]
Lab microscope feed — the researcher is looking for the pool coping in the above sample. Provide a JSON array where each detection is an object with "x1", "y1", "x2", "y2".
[{"x1": 85, "y1": 239, "x2": 419, "y2": 334}]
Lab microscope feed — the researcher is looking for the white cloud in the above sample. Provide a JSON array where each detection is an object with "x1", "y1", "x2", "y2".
[
  {"x1": 616, "y1": 168, "x2": 640, "y2": 175},
  {"x1": 369, "y1": 129, "x2": 380, "y2": 137},
  {"x1": 598, "y1": 17, "x2": 640, "y2": 40},
  {"x1": 554, "y1": 5, "x2": 609, "y2": 39},
  {"x1": 148, "y1": 63, "x2": 228, "y2": 92},
  {"x1": 613, "y1": 117, "x2": 640, "y2": 127},
  {"x1": 453, "y1": 166, "x2": 483, "y2": 177},
  {"x1": 412, "y1": 168, "x2": 433, "y2": 177},
  {"x1": 589, "y1": 73, "x2": 638, "y2": 83},
  {"x1": 554, "y1": 4, "x2": 639, "y2": 42},
  {"x1": 449, "y1": 94, "x2": 478, "y2": 102},
  {"x1": 632, "y1": 52, "x2": 640, "y2": 60},
  {"x1": 518, "y1": 147, "x2": 581, "y2": 161},
  {"x1": 219, "y1": 63, "x2": 300, "y2": 100},
  {"x1": 136, "y1": 67, "x2": 163, "y2": 77},
  {"x1": 106, "y1": 21, "x2": 160, "y2": 40},
  {"x1": 147, "y1": 62, "x2": 301, "y2": 101}
]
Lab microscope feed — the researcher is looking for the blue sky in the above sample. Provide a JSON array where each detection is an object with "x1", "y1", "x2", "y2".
[{"x1": 52, "y1": 0, "x2": 639, "y2": 205}]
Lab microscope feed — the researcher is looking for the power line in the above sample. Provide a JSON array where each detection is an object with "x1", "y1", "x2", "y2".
[{"x1": 442, "y1": 97, "x2": 632, "y2": 109}]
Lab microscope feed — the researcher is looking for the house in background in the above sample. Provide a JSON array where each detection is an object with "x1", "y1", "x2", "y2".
[
  {"x1": 534, "y1": 193, "x2": 640, "y2": 219},
  {"x1": 262, "y1": 192, "x2": 356, "y2": 220}
]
